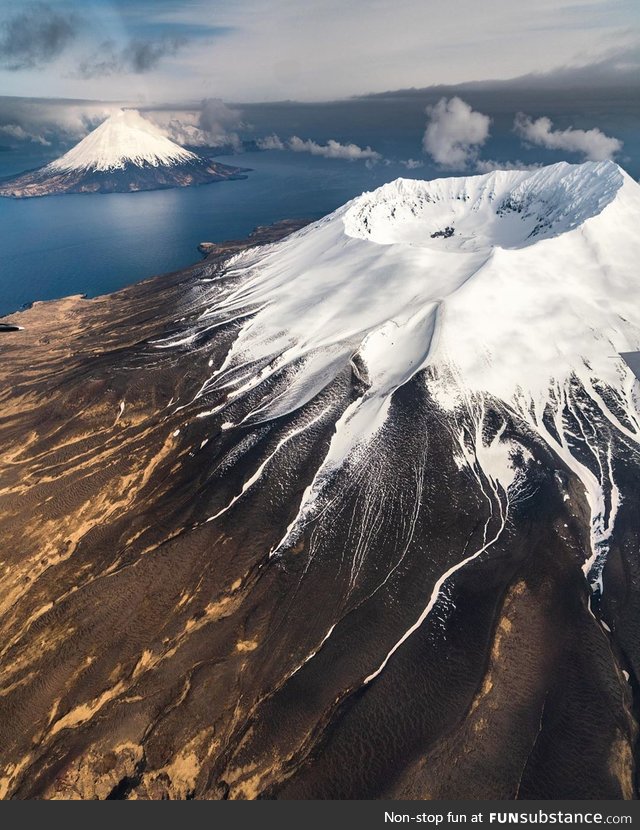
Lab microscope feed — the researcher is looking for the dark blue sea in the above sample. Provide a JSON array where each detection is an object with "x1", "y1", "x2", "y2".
[{"x1": 1, "y1": 90, "x2": 638, "y2": 317}]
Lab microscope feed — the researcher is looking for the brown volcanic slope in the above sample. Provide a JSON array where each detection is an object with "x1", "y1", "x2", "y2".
[{"x1": 0, "y1": 222, "x2": 637, "y2": 800}]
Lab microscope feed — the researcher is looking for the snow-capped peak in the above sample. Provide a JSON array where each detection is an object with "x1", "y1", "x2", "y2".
[
  {"x1": 176, "y1": 161, "x2": 638, "y2": 427},
  {"x1": 46, "y1": 109, "x2": 198, "y2": 173}
]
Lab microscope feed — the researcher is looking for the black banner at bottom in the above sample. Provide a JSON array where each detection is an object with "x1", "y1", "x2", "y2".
[{"x1": 1, "y1": 799, "x2": 638, "y2": 828}]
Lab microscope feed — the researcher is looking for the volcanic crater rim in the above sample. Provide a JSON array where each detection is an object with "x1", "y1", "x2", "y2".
[{"x1": 343, "y1": 160, "x2": 625, "y2": 252}]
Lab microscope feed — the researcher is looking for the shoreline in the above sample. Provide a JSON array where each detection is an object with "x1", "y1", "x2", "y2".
[{"x1": 0, "y1": 218, "x2": 311, "y2": 326}]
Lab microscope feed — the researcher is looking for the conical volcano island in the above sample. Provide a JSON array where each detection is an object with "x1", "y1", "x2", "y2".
[
  {"x1": 1, "y1": 161, "x2": 640, "y2": 799},
  {"x1": 0, "y1": 109, "x2": 248, "y2": 198}
]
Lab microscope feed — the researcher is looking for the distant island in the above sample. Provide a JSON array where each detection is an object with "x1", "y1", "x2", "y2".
[{"x1": 0, "y1": 109, "x2": 248, "y2": 198}]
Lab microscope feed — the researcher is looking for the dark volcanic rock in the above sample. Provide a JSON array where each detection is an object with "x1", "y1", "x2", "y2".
[{"x1": 198, "y1": 220, "x2": 311, "y2": 259}]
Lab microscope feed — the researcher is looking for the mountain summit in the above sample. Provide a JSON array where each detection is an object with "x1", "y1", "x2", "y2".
[
  {"x1": 0, "y1": 162, "x2": 639, "y2": 799},
  {"x1": 47, "y1": 109, "x2": 199, "y2": 173},
  {"x1": 0, "y1": 109, "x2": 247, "y2": 198}
]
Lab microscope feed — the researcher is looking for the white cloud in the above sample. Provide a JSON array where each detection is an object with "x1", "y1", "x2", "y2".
[
  {"x1": 257, "y1": 133, "x2": 381, "y2": 162},
  {"x1": 0, "y1": 122, "x2": 50, "y2": 145},
  {"x1": 149, "y1": 99, "x2": 244, "y2": 149},
  {"x1": 399, "y1": 158, "x2": 424, "y2": 169},
  {"x1": 513, "y1": 113, "x2": 622, "y2": 161},
  {"x1": 422, "y1": 97, "x2": 491, "y2": 169},
  {"x1": 475, "y1": 159, "x2": 542, "y2": 173},
  {"x1": 289, "y1": 135, "x2": 381, "y2": 161},
  {"x1": 0, "y1": 98, "x2": 116, "y2": 146},
  {"x1": 256, "y1": 133, "x2": 285, "y2": 150}
]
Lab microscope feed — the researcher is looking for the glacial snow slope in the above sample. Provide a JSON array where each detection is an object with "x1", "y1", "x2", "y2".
[{"x1": 0, "y1": 162, "x2": 639, "y2": 800}]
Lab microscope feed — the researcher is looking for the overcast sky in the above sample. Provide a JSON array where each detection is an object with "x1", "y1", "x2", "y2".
[{"x1": 0, "y1": 0, "x2": 637, "y2": 103}]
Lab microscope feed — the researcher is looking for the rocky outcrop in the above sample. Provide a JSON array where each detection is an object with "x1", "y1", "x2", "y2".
[{"x1": 198, "y1": 220, "x2": 310, "y2": 258}]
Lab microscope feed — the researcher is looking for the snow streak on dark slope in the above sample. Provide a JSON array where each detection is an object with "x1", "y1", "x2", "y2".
[{"x1": 0, "y1": 163, "x2": 638, "y2": 800}]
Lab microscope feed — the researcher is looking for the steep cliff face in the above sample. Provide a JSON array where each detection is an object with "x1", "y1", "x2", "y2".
[
  {"x1": 0, "y1": 109, "x2": 247, "y2": 198},
  {"x1": 0, "y1": 164, "x2": 638, "y2": 800}
]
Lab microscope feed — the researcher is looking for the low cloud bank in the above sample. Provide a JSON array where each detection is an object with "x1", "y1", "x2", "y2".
[
  {"x1": 0, "y1": 123, "x2": 51, "y2": 145},
  {"x1": 258, "y1": 134, "x2": 381, "y2": 162},
  {"x1": 0, "y1": 98, "x2": 115, "y2": 147},
  {"x1": 256, "y1": 134, "x2": 285, "y2": 151},
  {"x1": 513, "y1": 113, "x2": 622, "y2": 161},
  {"x1": 289, "y1": 136, "x2": 381, "y2": 161},
  {"x1": 149, "y1": 99, "x2": 244, "y2": 149}
]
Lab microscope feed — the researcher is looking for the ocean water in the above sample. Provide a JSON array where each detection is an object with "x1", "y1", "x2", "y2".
[
  {"x1": 0, "y1": 151, "x2": 423, "y2": 316},
  {"x1": 0, "y1": 90, "x2": 638, "y2": 317}
]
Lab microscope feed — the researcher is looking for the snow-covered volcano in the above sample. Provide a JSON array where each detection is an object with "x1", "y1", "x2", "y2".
[
  {"x1": 176, "y1": 161, "x2": 638, "y2": 419},
  {"x1": 165, "y1": 161, "x2": 640, "y2": 594},
  {"x1": 2, "y1": 161, "x2": 640, "y2": 799},
  {"x1": 0, "y1": 109, "x2": 247, "y2": 197},
  {"x1": 47, "y1": 109, "x2": 199, "y2": 173}
]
